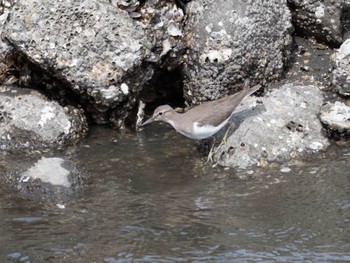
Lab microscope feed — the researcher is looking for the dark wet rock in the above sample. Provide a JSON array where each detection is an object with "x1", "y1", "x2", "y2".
[
  {"x1": 344, "y1": 0, "x2": 350, "y2": 40},
  {"x1": 288, "y1": 0, "x2": 344, "y2": 47},
  {"x1": 2, "y1": 0, "x2": 154, "y2": 128},
  {"x1": 183, "y1": 0, "x2": 293, "y2": 104},
  {"x1": 331, "y1": 38, "x2": 350, "y2": 96},
  {"x1": 139, "y1": 0, "x2": 186, "y2": 68},
  {"x1": 0, "y1": 86, "x2": 87, "y2": 150},
  {"x1": 5, "y1": 157, "x2": 87, "y2": 199},
  {"x1": 319, "y1": 101, "x2": 350, "y2": 138},
  {"x1": 129, "y1": 1, "x2": 187, "y2": 116},
  {"x1": 215, "y1": 84, "x2": 329, "y2": 169}
]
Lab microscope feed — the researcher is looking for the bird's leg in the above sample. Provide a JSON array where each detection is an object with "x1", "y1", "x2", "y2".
[
  {"x1": 205, "y1": 136, "x2": 216, "y2": 164},
  {"x1": 215, "y1": 122, "x2": 233, "y2": 153}
]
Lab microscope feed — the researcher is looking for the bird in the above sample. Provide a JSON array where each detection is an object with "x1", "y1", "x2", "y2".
[{"x1": 140, "y1": 84, "x2": 261, "y2": 162}]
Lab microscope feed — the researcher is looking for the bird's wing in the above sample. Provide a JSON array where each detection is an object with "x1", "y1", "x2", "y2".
[{"x1": 189, "y1": 85, "x2": 261, "y2": 127}]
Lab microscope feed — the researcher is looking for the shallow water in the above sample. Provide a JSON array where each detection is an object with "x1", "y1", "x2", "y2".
[{"x1": 1, "y1": 125, "x2": 350, "y2": 262}]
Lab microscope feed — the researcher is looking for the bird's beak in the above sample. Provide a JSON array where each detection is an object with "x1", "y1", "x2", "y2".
[{"x1": 139, "y1": 117, "x2": 154, "y2": 126}]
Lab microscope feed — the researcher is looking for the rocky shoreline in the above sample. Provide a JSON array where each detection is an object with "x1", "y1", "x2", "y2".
[{"x1": 0, "y1": 0, "x2": 349, "y2": 195}]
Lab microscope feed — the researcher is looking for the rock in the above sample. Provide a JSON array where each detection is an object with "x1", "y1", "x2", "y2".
[
  {"x1": 319, "y1": 101, "x2": 350, "y2": 138},
  {"x1": 0, "y1": 2, "x2": 15, "y2": 85},
  {"x1": 0, "y1": 86, "x2": 87, "y2": 150},
  {"x1": 331, "y1": 38, "x2": 350, "y2": 96},
  {"x1": 5, "y1": 157, "x2": 87, "y2": 199},
  {"x1": 215, "y1": 84, "x2": 329, "y2": 169},
  {"x1": 2, "y1": 0, "x2": 154, "y2": 128},
  {"x1": 288, "y1": 0, "x2": 344, "y2": 47},
  {"x1": 0, "y1": 0, "x2": 15, "y2": 15},
  {"x1": 0, "y1": 10, "x2": 12, "y2": 55},
  {"x1": 331, "y1": 38, "x2": 350, "y2": 63},
  {"x1": 140, "y1": 0, "x2": 186, "y2": 68},
  {"x1": 344, "y1": 0, "x2": 350, "y2": 39},
  {"x1": 183, "y1": 0, "x2": 293, "y2": 104}
]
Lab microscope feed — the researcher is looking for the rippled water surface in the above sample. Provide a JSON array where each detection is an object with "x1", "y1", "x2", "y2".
[{"x1": 1, "y1": 125, "x2": 350, "y2": 262}]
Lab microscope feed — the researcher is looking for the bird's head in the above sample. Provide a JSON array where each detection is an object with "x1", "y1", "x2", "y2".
[{"x1": 140, "y1": 105, "x2": 175, "y2": 126}]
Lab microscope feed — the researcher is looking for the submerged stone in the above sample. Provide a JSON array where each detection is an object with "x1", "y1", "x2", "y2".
[
  {"x1": 21, "y1": 157, "x2": 71, "y2": 187},
  {"x1": 4, "y1": 156, "x2": 88, "y2": 200}
]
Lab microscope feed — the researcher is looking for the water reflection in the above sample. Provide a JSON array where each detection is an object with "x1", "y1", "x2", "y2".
[{"x1": 1, "y1": 125, "x2": 350, "y2": 262}]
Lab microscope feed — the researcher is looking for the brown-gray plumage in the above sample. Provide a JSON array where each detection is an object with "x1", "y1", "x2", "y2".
[{"x1": 140, "y1": 84, "x2": 261, "y2": 140}]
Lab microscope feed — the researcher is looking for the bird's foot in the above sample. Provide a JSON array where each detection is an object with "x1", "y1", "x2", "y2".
[
  {"x1": 215, "y1": 137, "x2": 227, "y2": 154},
  {"x1": 214, "y1": 122, "x2": 233, "y2": 154},
  {"x1": 204, "y1": 137, "x2": 216, "y2": 164},
  {"x1": 205, "y1": 147, "x2": 214, "y2": 164}
]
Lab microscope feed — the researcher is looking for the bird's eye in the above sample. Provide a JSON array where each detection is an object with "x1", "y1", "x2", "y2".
[{"x1": 158, "y1": 112, "x2": 163, "y2": 116}]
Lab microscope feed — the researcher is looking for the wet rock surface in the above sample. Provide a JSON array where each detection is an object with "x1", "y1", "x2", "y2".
[
  {"x1": 215, "y1": 84, "x2": 329, "y2": 169},
  {"x1": 183, "y1": 0, "x2": 293, "y2": 104},
  {"x1": 0, "y1": 86, "x2": 87, "y2": 150},
  {"x1": 280, "y1": 36, "x2": 332, "y2": 88},
  {"x1": 288, "y1": 0, "x2": 344, "y2": 47},
  {"x1": 319, "y1": 101, "x2": 350, "y2": 138}
]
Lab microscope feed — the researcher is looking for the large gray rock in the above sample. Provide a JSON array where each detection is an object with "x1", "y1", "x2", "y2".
[
  {"x1": 183, "y1": 0, "x2": 293, "y2": 104},
  {"x1": 331, "y1": 38, "x2": 350, "y2": 96},
  {"x1": 288, "y1": 0, "x2": 344, "y2": 46},
  {"x1": 2, "y1": 0, "x2": 154, "y2": 127},
  {"x1": 0, "y1": 86, "x2": 87, "y2": 150},
  {"x1": 215, "y1": 84, "x2": 329, "y2": 169}
]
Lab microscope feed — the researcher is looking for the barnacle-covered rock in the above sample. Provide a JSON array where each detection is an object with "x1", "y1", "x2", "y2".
[
  {"x1": 288, "y1": 0, "x2": 344, "y2": 47},
  {"x1": 114, "y1": 0, "x2": 140, "y2": 12},
  {"x1": 183, "y1": 0, "x2": 293, "y2": 104},
  {"x1": 2, "y1": 0, "x2": 153, "y2": 128},
  {"x1": 139, "y1": 0, "x2": 186, "y2": 68},
  {"x1": 0, "y1": 86, "x2": 87, "y2": 150}
]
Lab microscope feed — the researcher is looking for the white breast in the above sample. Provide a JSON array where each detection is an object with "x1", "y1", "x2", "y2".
[
  {"x1": 191, "y1": 118, "x2": 230, "y2": 140},
  {"x1": 166, "y1": 118, "x2": 230, "y2": 140}
]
